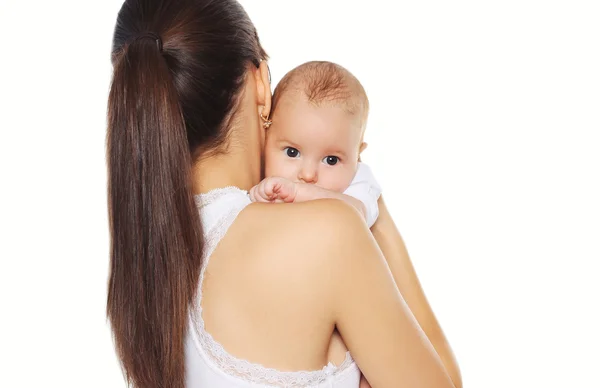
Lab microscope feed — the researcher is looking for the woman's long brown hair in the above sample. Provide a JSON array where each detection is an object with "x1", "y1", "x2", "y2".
[{"x1": 106, "y1": 1, "x2": 266, "y2": 387}]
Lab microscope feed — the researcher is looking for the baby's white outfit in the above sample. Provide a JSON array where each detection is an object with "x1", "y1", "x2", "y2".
[
  {"x1": 185, "y1": 187, "x2": 362, "y2": 387},
  {"x1": 343, "y1": 162, "x2": 382, "y2": 228}
]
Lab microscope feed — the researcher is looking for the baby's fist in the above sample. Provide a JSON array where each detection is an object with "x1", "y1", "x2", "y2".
[{"x1": 249, "y1": 177, "x2": 297, "y2": 203}]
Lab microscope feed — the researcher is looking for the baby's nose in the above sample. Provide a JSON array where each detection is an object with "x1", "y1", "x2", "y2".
[{"x1": 298, "y1": 165, "x2": 318, "y2": 184}]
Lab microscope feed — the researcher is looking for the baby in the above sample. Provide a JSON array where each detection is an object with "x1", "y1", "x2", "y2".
[
  {"x1": 250, "y1": 61, "x2": 380, "y2": 388},
  {"x1": 250, "y1": 61, "x2": 382, "y2": 229}
]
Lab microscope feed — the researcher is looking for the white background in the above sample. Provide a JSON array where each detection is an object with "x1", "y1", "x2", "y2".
[{"x1": 0, "y1": 0, "x2": 598, "y2": 387}]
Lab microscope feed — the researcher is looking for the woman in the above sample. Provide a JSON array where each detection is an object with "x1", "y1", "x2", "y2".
[{"x1": 106, "y1": 0, "x2": 459, "y2": 387}]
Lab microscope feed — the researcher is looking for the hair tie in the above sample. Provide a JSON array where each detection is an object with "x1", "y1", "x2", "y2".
[{"x1": 131, "y1": 32, "x2": 163, "y2": 52}]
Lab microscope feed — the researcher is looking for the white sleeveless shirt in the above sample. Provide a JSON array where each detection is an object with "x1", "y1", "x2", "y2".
[
  {"x1": 343, "y1": 162, "x2": 382, "y2": 228},
  {"x1": 185, "y1": 187, "x2": 362, "y2": 387}
]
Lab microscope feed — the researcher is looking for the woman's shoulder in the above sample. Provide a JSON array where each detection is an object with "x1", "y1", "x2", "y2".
[
  {"x1": 242, "y1": 199, "x2": 370, "y2": 248},
  {"x1": 228, "y1": 199, "x2": 378, "y2": 282},
  {"x1": 220, "y1": 198, "x2": 381, "y2": 319}
]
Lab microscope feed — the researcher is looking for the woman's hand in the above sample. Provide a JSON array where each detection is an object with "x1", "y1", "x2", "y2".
[{"x1": 249, "y1": 177, "x2": 298, "y2": 203}]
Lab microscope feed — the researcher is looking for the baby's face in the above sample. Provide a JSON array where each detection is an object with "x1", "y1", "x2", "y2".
[{"x1": 264, "y1": 94, "x2": 363, "y2": 192}]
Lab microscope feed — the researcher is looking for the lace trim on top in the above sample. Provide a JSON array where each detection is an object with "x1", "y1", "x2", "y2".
[{"x1": 190, "y1": 187, "x2": 356, "y2": 387}]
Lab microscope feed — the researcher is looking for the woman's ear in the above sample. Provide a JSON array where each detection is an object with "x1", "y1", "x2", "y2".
[{"x1": 255, "y1": 61, "x2": 272, "y2": 119}]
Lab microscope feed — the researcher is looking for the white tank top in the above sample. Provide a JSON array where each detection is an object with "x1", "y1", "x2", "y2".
[{"x1": 185, "y1": 186, "x2": 361, "y2": 387}]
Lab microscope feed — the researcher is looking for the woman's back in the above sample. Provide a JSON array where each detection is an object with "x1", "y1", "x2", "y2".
[
  {"x1": 186, "y1": 186, "x2": 456, "y2": 387},
  {"x1": 186, "y1": 187, "x2": 360, "y2": 387}
]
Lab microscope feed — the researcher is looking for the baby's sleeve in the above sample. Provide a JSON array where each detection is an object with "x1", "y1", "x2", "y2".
[{"x1": 343, "y1": 162, "x2": 382, "y2": 228}]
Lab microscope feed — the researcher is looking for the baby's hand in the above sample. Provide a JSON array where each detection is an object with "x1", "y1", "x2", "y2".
[{"x1": 249, "y1": 177, "x2": 298, "y2": 203}]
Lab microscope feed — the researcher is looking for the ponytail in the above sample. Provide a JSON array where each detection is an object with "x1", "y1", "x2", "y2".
[{"x1": 106, "y1": 39, "x2": 203, "y2": 388}]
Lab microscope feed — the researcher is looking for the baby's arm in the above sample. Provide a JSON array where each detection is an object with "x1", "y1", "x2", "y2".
[
  {"x1": 250, "y1": 163, "x2": 382, "y2": 227},
  {"x1": 294, "y1": 183, "x2": 367, "y2": 219},
  {"x1": 249, "y1": 176, "x2": 367, "y2": 220}
]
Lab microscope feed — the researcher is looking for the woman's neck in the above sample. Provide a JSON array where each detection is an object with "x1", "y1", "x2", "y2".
[
  {"x1": 191, "y1": 146, "x2": 261, "y2": 195},
  {"x1": 191, "y1": 86, "x2": 265, "y2": 195}
]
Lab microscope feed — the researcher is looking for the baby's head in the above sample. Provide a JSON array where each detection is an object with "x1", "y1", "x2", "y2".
[{"x1": 264, "y1": 61, "x2": 369, "y2": 192}]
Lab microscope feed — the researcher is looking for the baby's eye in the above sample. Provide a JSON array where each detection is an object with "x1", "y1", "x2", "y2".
[
  {"x1": 323, "y1": 156, "x2": 339, "y2": 166},
  {"x1": 284, "y1": 147, "x2": 300, "y2": 158}
]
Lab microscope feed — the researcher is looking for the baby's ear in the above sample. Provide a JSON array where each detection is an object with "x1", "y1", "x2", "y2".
[
  {"x1": 359, "y1": 142, "x2": 368, "y2": 155},
  {"x1": 358, "y1": 142, "x2": 368, "y2": 162}
]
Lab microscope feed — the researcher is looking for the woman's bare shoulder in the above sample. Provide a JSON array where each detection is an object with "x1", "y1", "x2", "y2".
[
  {"x1": 241, "y1": 199, "x2": 371, "y2": 253},
  {"x1": 220, "y1": 199, "x2": 381, "y2": 333},
  {"x1": 228, "y1": 199, "x2": 376, "y2": 290}
]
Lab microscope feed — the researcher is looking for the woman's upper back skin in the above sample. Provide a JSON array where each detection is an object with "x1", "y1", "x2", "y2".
[{"x1": 202, "y1": 198, "x2": 455, "y2": 388}]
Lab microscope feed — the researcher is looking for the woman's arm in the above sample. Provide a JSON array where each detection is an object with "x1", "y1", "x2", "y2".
[
  {"x1": 371, "y1": 196, "x2": 462, "y2": 388},
  {"x1": 324, "y1": 199, "x2": 455, "y2": 388}
]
